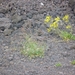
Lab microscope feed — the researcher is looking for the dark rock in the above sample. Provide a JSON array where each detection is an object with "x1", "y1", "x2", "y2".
[
  {"x1": 0, "y1": 13, "x2": 4, "y2": 18},
  {"x1": 43, "y1": 12, "x2": 47, "y2": 18},
  {"x1": 9, "y1": 9, "x2": 16, "y2": 16},
  {"x1": 26, "y1": 12, "x2": 33, "y2": 19},
  {"x1": 9, "y1": 21, "x2": 24, "y2": 30},
  {"x1": 30, "y1": 23, "x2": 36, "y2": 29},
  {"x1": 37, "y1": 31, "x2": 43, "y2": 36},
  {"x1": 22, "y1": 15, "x2": 27, "y2": 20},
  {"x1": 0, "y1": 62, "x2": 2, "y2": 66},
  {"x1": 0, "y1": 26, "x2": 5, "y2": 31},
  {"x1": 68, "y1": 0, "x2": 75, "y2": 15}
]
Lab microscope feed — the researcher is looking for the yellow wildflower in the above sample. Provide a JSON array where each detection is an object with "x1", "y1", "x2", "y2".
[
  {"x1": 66, "y1": 25, "x2": 72, "y2": 29},
  {"x1": 54, "y1": 16, "x2": 60, "y2": 22},
  {"x1": 50, "y1": 22, "x2": 58, "y2": 28},
  {"x1": 47, "y1": 28, "x2": 51, "y2": 32},
  {"x1": 44, "y1": 15, "x2": 51, "y2": 23},
  {"x1": 62, "y1": 14, "x2": 69, "y2": 22}
]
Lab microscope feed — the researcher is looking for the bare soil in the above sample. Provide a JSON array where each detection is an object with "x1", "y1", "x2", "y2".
[{"x1": 0, "y1": 0, "x2": 75, "y2": 75}]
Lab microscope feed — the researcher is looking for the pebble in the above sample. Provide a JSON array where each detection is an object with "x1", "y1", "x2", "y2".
[
  {"x1": 26, "y1": 12, "x2": 33, "y2": 19},
  {"x1": 0, "y1": 26, "x2": 5, "y2": 31},
  {"x1": 8, "y1": 55, "x2": 14, "y2": 61},
  {"x1": 0, "y1": 13, "x2": 4, "y2": 18},
  {"x1": 10, "y1": 61, "x2": 14, "y2": 65},
  {"x1": 58, "y1": 72, "x2": 64, "y2": 75},
  {"x1": 40, "y1": 2, "x2": 44, "y2": 6},
  {"x1": 0, "y1": 63, "x2": 2, "y2": 66},
  {"x1": 22, "y1": 15, "x2": 27, "y2": 20},
  {"x1": 4, "y1": 46, "x2": 9, "y2": 49},
  {"x1": 11, "y1": 14, "x2": 22, "y2": 23}
]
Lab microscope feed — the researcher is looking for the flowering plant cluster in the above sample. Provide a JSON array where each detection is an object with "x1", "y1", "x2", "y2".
[{"x1": 44, "y1": 14, "x2": 75, "y2": 41}]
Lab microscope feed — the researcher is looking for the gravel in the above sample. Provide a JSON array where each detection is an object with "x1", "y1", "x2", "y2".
[{"x1": 0, "y1": 0, "x2": 75, "y2": 75}]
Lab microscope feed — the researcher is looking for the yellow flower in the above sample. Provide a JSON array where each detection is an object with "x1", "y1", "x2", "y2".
[
  {"x1": 54, "y1": 16, "x2": 60, "y2": 22},
  {"x1": 44, "y1": 15, "x2": 51, "y2": 23},
  {"x1": 62, "y1": 14, "x2": 69, "y2": 22},
  {"x1": 47, "y1": 28, "x2": 51, "y2": 32},
  {"x1": 66, "y1": 25, "x2": 72, "y2": 29},
  {"x1": 50, "y1": 22, "x2": 58, "y2": 28}
]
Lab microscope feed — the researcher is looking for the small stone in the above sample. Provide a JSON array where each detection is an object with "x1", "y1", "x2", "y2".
[
  {"x1": 11, "y1": 14, "x2": 22, "y2": 23},
  {"x1": 0, "y1": 8, "x2": 7, "y2": 14},
  {"x1": 0, "y1": 13, "x2": 4, "y2": 18},
  {"x1": 8, "y1": 55, "x2": 14, "y2": 61},
  {"x1": 26, "y1": 13, "x2": 33, "y2": 19},
  {"x1": 9, "y1": 21, "x2": 24, "y2": 30},
  {"x1": 40, "y1": 2, "x2": 44, "y2": 6},
  {"x1": 68, "y1": 0, "x2": 75, "y2": 15},
  {"x1": 0, "y1": 26, "x2": 5, "y2": 32},
  {"x1": 4, "y1": 46, "x2": 8, "y2": 49},
  {"x1": 58, "y1": 72, "x2": 64, "y2": 74},
  {"x1": 38, "y1": 31, "x2": 42, "y2": 36},
  {"x1": 22, "y1": 15, "x2": 27, "y2": 20},
  {"x1": 70, "y1": 45, "x2": 75, "y2": 49},
  {"x1": 0, "y1": 17, "x2": 11, "y2": 29},
  {"x1": 34, "y1": 23, "x2": 41, "y2": 28},
  {"x1": 0, "y1": 63, "x2": 2, "y2": 66},
  {"x1": 3, "y1": 29, "x2": 13, "y2": 36},
  {"x1": 10, "y1": 61, "x2": 14, "y2": 65}
]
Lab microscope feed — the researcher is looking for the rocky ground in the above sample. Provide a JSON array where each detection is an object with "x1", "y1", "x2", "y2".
[{"x1": 0, "y1": 0, "x2": 75, "y2": 75}]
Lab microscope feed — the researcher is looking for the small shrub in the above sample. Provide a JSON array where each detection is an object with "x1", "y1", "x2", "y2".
[
  {"x1": 59, "y1": 30, "x2": 75, "y2": 41},
  {"x1": 71, "y1": 60, "x2": 75, "y2": 65},
  {"x1": 21, "y1": 35, "x2": 45, "y2": 59},
  {"x1": 55, "y1": 62, "x2": 62, "y2": 67}
]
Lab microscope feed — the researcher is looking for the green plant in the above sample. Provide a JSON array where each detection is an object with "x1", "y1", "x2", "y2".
[
  {"x1": 55, "y1": 62, "x2": 62, "y2": 67},
  {"x1": 71, "y1": 60, "x2": 75, "y2": 65},
  {"x1": 59, "y1": 30, "x2": 75, "y2": 41},
  {"x1": 44, "y1": 14, "x2": 75, "y2": 41},
  {"x1": 21, "y1": 35, "x2": 45, "y2": 59}
]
